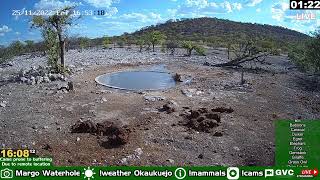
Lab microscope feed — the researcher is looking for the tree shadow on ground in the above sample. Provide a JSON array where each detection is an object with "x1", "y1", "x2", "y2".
[
  {"x1": 0, "y1": 77, "x2": 17, "y2": 87},
  {"x1": 222, "y1": 66, "x2": 273, "y2": 74},
  {"x1": 293, "y1": 74, "x2": 320, "y2": 92}
]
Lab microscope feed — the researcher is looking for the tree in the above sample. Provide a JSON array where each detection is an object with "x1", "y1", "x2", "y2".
[
  {"x1": 79, "y1": 37, "x2": 90, "y2": 51},
  {"x1": 166, "y1": 40, "x2": 178, "y2": 55},
  {"x1": 136, "y1": 38, "x2": 145, "y2": 52},
  {"x1": 10, "y1": 41, "x2": 25, "y2": 55},
  {"x1": 32, "y1": 6, "x2": 78, "y2": 72},
  {"x1": 43, "y1": 29, "x2": 59, "y2": 71},
  {"x1": 148, "y1": 31, "x2": 166, "y2": 52},
  {"x1": 227, "y1": 43, "x2": 231, "y2": 59},
  {"x1": 102, "y1": 36, "x2": 111, "y2": 49},
  {"x1": 24, "y1": 40, "x2": 34, "y2": 53},
  {"x1": 289, "y1": 28, "x2": 320, "y2": 73},
  {"x1": 304, "y1": 30, "x2": 320, "y2": 72},
  {"x1": 182, "y1": 41, "x2": 198, "y2": 56}
]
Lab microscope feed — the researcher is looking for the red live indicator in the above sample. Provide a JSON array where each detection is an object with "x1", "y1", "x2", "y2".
[{"x1": 301, "y1": 169, "x2": 318, "y2": 176}]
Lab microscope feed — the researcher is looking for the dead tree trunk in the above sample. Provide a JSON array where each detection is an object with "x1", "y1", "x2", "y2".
[{"x1": 240, "y1": 68, "x2": 245, "y2": 85}]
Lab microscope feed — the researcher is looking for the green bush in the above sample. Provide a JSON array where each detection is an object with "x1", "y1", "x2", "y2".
[
  {"x1": 43, "y1": 29, "x2": 60, "y2": 73},
  {"x1": 166, "y1": 40, "x2": 179, "y2": 55},
  {"x1": 102, "y1": 36, "x2": 111, "y2": 49},
  {"x1": 117, "y1": 41, "x2": 124, "y2": 48},
  {"x1": 195, "y1": 45, "x2": 206, "y2": 56},
  {"x1": 79, "y1": 37, "x2": 90, "y2": 51},
  {"x1": 136, "y1": 38, "x2": 145, "y2": 52},
  {"x1": 182, "y1": 41, "x2": 205, "y2": 56},
  {"x1": 288, "y1": 29, "x2": 320, "y2": 73}
]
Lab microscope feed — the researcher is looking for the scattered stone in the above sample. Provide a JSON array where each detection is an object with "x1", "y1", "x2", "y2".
[
  {"x1": 19, "y1": 69, "x2": 27, "y2": 77},
  {"x1": 57, "y1": 82, "x2": 68, "y2": 90},
  {"x1": 0, "y1": 101, "x2": 7, "y2": 108},
  {"x1": 20, "y1": 77, "x2": 28, "y2": 83},
  {"x1": 233, "y1": 146, "x2": 240, "y2": 151},
  {"x1": 56, "y1": 81, "x2": 74, "y2": 91},
  {"x1": 161, "y1": 102, "x2": 176, "y2": 114},
  {"x1": 43, "y1": 126, "x2": 49, "y2": 129},
  {"x1": 36, "y1": 76, "x2": 43, "y2": 84},
  {"x1": 28, "y1": 76, "x2": 36, "y2": 85},
  {"x1": 89, "y1": 110, "x2": 96, "y2": 115},
  {"x1": 211, "y1": 107, "x2": 234, "y2": 113},
  {"x1": 42, "y1": 144, "x2": 52, "y2": 151},
  {"x1": 76, "y1": 137, "x2": 80, "y2": 142},
  {"x1": 100, "y1": 97, "x2": 108, "y2": 103},
  {"x1": 198, "y1": 154, "x2": 204, "y2": 159},
  {"x1": 144, "y1": 95, "x2": 166, "y2": 102},
  {"x1": 120, "y1": 158, "x2": 128, "y2": 165},
  {"x1": 134, "y1": 148, "x2": 143, "y2": 156},
  {"x1": 18, "y1": 66, "x2": 65, "y2": 85},
  {"x1": 70, "y1": 120, "x2": 97, "y2": 133},
  {"x1": 137, "y1": 91, "x2": 146, "y2": 95},
  {"x1": 66, "y1": 106, "x2": 73, "y2": 112},
  {"x1": 68, "y1": 81, "x2": 74, "y2": 91},
  {"x1": 181, "y1": 89, "x2": 193, "y2": 97},
  {"x1": 213, "y1": 131, "x2": 223, "y2": 137},
  {"x1": 43, "y1": 76, "x2": 50, "y2": 83},
  {"x1": 195, "y1": 91, "x2": 204, "y2": 95},
  {"x1": 167, "y1": 159, "x2": 175, "y2": 164}
]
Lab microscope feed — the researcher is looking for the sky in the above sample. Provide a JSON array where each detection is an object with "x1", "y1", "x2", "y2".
[{"x1": 0, "y1": 0, "x2": 319, "y2": 45}]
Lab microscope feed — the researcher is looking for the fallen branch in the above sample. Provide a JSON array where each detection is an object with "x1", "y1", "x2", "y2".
[{"x1": 211, "y1": 52, "x2": 270, "y2": 67}]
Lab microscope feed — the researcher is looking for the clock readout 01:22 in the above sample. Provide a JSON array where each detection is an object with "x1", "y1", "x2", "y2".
[
  {"x1": 290, "y1": 0, "x2": 320, "y2": 9},
  {"x1": 0, "y1": 149, "x2": 36, "y2": 158}
]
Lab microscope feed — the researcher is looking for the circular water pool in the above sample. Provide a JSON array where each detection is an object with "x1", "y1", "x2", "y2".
[{"x1": 95, "y1": 71, "x2": 176, "y2": 91}]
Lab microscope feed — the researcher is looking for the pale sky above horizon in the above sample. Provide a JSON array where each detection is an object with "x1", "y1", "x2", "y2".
[{"x1": 0, "y1": 0, "x2": 319, "y2": 45}]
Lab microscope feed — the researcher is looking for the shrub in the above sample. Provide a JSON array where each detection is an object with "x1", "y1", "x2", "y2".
[
  {"x1": 102, "y1": 36, "x2": 111, "y2": 49},
  {"x1": 195, "y1": 45, "x2": 206, "y2": 56},
  {"x1": 117, "y1": 41, "x2": 124, "y2": 48},
  {"x1": 43, "y1": 29, "x2": 60, "y2": 73},
  {"x1": 288, "y1": 29, "x2": 320, "y2": 73},
  {"x1": 182, "y1": 41, "x2": 205, "y2": 56},
  {"x1": 182, "y1": 41, "x2": 195, "y2": 56},
  {"x1": 136, "y1": 38, "x2": 145, "y2": 52},
  {"x1": 148, "y1": 31, "x2": 166, "y2": 52},
  {"x1": 166, "y1": 40, "x2": 179, "y2": 55},
  {"x1": 79, "y1": 37, "x2": 90, "y2": 51}
]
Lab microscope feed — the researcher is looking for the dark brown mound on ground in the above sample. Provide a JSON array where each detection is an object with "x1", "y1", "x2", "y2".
[
  {"x1": 179, "y1": 106, "x2": 234, "y2": 133},
  {"x1": 96, "y1": 121, "x2": 131, "y2": 146},
  {"x1": 179, "y1": 108, "x2": 221, "y2": 133},
  {"x1": 71, "y1": 120, "x2": 130, "y2": 147},
  {"x1": 71, "y1": 120, "x2": 97, "y2": 133},
  {"x1": 211, "y1": 107, "x2": 234, "y2": 113}
]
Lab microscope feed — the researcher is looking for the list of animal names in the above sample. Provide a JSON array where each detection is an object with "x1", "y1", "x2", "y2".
[{"x1": 276, "y1": 119, "x2": 320, "y2": 167}]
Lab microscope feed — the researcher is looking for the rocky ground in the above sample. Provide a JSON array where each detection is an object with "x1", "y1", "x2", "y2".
[{"x1": 0, "y1": 47, "x2": 319, "y2": 166}]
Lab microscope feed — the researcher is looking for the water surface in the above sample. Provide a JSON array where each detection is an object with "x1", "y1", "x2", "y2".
[{"x1": 95, "y1": 70, "x2": 176, "y2": 91}]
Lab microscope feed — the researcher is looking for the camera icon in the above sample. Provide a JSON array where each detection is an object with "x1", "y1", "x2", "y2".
[
  {"x1": 0, "y1": 168, "x2": 13, "y2": 179},
  {"x1": 227, "y1": 167, "x2": 240, "y2": 180}
]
